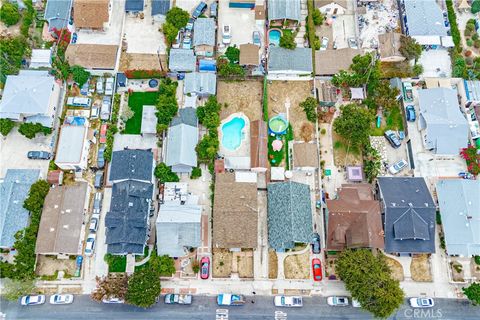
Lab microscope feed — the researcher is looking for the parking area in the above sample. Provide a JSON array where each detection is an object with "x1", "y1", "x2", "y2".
[
  {"x1": 124, "y1": 9, "x2": 166, "y2": 54},
  {"x1": 357, "y1": 0, "x2": 398, "y2": 49},
  {"x1": 418, "y1": 50, "x2": 452, "y2": 78},
  {"x1": 331, "y1": 12, "x2": 356, "y2": 49}
]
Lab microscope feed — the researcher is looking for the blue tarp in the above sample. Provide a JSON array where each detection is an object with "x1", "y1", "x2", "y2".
[{"x1": 199, "y1": 59, "x2": 216, "y2": 72}]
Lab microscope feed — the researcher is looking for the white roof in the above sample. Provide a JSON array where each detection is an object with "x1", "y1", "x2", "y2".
[
  {"x1": 30, "y1": 49, "x2": 52, "y2": 68},
  {"x1": 55, "y1": 125, "x2": 87, "y2": 164},
  {"x1": 184, "y1": 94, "x2": 197, "y2": 109},
  {"x1": 441, "y1": 36, "x2": 454, "y2": 48},
  {"x1": 271, "y1": 167, "x2": 285, "y2": 181},
  {"x1": 224, "y1": 156, "x2": 251, "y2": 169},
  {"x1": 412, "y1": 35, "x2": 441, "y2": 46},
  {"x1": 234, "y1": 171, "x2": 257, "y2": 183}
]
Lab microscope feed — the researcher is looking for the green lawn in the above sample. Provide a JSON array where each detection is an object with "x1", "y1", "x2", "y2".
[
  {"x1": 370, "y1": 106, "x2": 404, "y2": 136},
  {"x1": 104, "y1": 254, "x2": 127, "y2": 273},
  {"x1": 124, "y1": 92, "x2": 160, "y2": 134},
  {"x1": 268, "y1": 135, "x2": 285, "y2": 166}
]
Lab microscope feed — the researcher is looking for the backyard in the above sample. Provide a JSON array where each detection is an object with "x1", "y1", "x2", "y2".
[
  {"x1": 124, "y1": 92, "x2": 160, "y2": 134},
  {"x1": 370, "y1": 106, "x2": 404, "y2": 137},
  {"x1": 332, "y1": 132, "x2": 362, "y2": 167},
  {"x1": 217, "y1": 80, "x2": 263, "y2": 121},
  {"x1": 410, "y1": 254, "x2": 432, "y2": 282}
]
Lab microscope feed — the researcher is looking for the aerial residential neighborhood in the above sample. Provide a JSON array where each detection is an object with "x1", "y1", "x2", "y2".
[{"x1": 1, "y1": 0, "x2": 480, "y2": 319}]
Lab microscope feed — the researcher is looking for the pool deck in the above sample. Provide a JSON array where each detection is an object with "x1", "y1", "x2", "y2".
[{"x1": 218, "y1": 112, "x2": 251, "y2": 159}]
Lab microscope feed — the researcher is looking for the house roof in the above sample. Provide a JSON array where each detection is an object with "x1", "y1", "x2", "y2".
[
  {"x1": 106, "y1": 180, "x2": 153, "y2": 255},
  {"x1": 184, "y1": 72, "x2": 216, "y2": 95},
  {"x1": 239, "y1": 44, "x2": 260, "y2": 66},
  {"x1": 125, "y1": 0, "x2": 144, "y2": 11},
  {"x1": 0, "y1": 71, "x2": 55, "y2": 119},
  {"x1": 250, "y1": 120, "x2": 268, "y2": 169},
  {"x1": 404, "y1": 0, "x2": 447, "y2": 37},
  {"x1": 268, "y1": 47, "x2": 313, "y2": 73},
  {"x1": 326, "y1": 184, "x2": 384, "y2": 250},
  {"x1": 65, "y1": 44, "x2": 118, "y2": 70},
  {"x1": 168, "y1": 49, "x2": 196, "y2": 72},
  {"x1": 377, "y1": 177, "x2": 436, "y2": 254},
  {"x1": 165, "y1": 124, "x2": 198, "y2": 171},
  {"x1": 141, "y1": 105, "x2": 157, "y2": 134},
  {"x1": 54, "y1": 124, "x2": 87, "y2": 164},
  {"x1": 193, "y1": 18, "x2": 216, "y2": 47},
  {"x1": 30, "y1": 49, "x2": 52, "y2": 68},
  {"x1": 315, "y1": 0, "x2": 348, "y2": 9},
  {"x1": 418, "y1": 88, "x2": 469, "y2": 155},
  {"x1": 268, "y1": 0, "x2": 301, "y2": 21},
  {"x1": 378, "y1": 33, "x2": 404, "y2": 60},
  {"x1": 0, "y1": 169, "x2": 40, "y2": 248},
  {"x1": 74, "y1": 0, "x2": 109, "y2": 29},
  {"x1": 437, "y1": 179, "x2": 480, "y2": 257},
  {"x1": 44, "y1": 0, "x2": 73, "y2": 31},
  {"x1": 171, "y1": 107, "x2": 198, "y2": 127},
  {"x1": 267, "y1": 181, "x2": 313, "y2": 251},
  {"x1": 151, "y1": 0, "x2": 170, "y2": 15},
  {"x1": 35, "y1": 182, "x2": 88, "y2": 255},
  {"x1": 315, "y1": 48, "x2": 362, "y2": 75},
  {"x1": 292, "y1": 142, "x2": 318, "y2": 168},
  {"x1": 110, "y1": 149, "x2": 154, "y2": 182},
  {"x1": 213, "y1": 173, "x2": 258, "y2": 249}
]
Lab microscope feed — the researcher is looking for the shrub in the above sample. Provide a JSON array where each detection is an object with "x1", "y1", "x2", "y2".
[
  {"x1": 475, "y1": 256, "x2": 480, "y2": 265},
  {"x1": 473, "y1": 33, "x2": 479, "y2": 41},
  {"x1": 216, "y1": 57, "x2": 245, "y2": 77},
  {"x1": 190, "y1": 167, "x2": 202, "y2": 179},
  {"x1": 465, "y1": 28, "x2": 473, "y2": 37},
  {"x1": 320, "y1": 128, "x2": 326, "y2": 135},
  {"x1": 124, "y1": 69, "x2": 164, "y2": 79},
  {"x1": 0, "y1": 3, "x2": 20, "y2": 26},
  {"x1": 472, "y1": 0, "x2": 480, "y2": 14},
  {"x1": 466, "y1": 56, "x2": 474, "y2": 66},
  {"x1": 225, "y1": 46, "x2": 240, "y2": 64},
  {"x1": 154, "y1": 163, "x2": 180, "y2": 182},
  {"x1": 279, "y1": 30, "x2": 296, "y2": 50},
  {"x1": 192, "y1": 260, "x2": 200, "y2": 274},
  {"x1": 446, "y1": 0, "x2": 460, "y2": 48},
  {"x1": 475, "y1": 40, "x2": 480, "y2": 49},
  {"x1": 165, "y1": 7, "x2": 189, "y2": 29},
  {"x1": 299, "y1": 97, "x2": 318, "y2": 122},
  {"x1": 413, "y1": 64, "x2": 423, "y2": 76},
  {"x1": 436, "y1": 212, "x2": 442, "y2": 225},
  {"x1": 312, "y1": 8, "x2": 324, "y2": 26},
  {"x1": 467, "y1": 39, "x2": 474, "y2": 47},
  {"x1": 18, "y1": 123, "x2": 51, "y2": 139},
  {"x1": 0, "y1": 118, "x2": 15, "y2": 136}
]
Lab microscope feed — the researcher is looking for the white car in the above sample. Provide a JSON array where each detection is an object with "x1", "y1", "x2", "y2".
[
  {"x1": 89, "y1": 218, "x2": 98, "y2": 232},
  {"x1": 96, "y1": 78, "x2": 104, "y2": 94},
  {"x1": 327, "y1": 296, "x2": 349, "y2": 306},
  {"x1": 274, "y1": 295, "x2": 303, "y2": 307},
  {"x1": 49, "y1": 294, "x2": 74, "y2": 305},
  {"x1": 389, "y1": 159, "x2": 408, "y2": 175},
  {"x1": 320, "y1": 37, "x2": 329, "y2": 51},
  {"x1": 409, "y1": 297, "x2": 434, "y2": 308},
  {"x1": 222, "y1": 25, "x2": 231, "y2": 45},
  {"x1": 102, "y1": 297, "x2": 125, "y2": 304},
  {"x1": 85, "y1": 234, "x2": 96, "y2": 256},
  {"x1": 20, "y1": 295, "x2": 45, "y2": 306},
  {"x1": 105, "y1": 78, "x2": 114, "y2": 96}
]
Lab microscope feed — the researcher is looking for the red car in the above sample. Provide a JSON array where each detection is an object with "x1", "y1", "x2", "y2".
[
  {"x1": 200, "y1": 256, "x2": 210, "y2": 279},
  {"x1": 312, "y1": 258, "x2": 322, "y2": 281},
  {"x1": 99, "y1": 124, "x2": 108, "y2": 144}
]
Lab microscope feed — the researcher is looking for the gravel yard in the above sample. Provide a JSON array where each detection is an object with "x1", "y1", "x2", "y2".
[{"x1": 217, "y1": 80, "x2": 263, "y2": 121}]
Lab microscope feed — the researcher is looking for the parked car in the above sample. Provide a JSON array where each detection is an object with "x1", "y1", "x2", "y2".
[
  {"x1": 200, "y1": 256, "x2": 210, "y2": 279},
  {"x1": 348, "y1": 37, "x2": 358, "y2": 49},
  {"x1": 71, "y1": 32, "x2": 77, "y2": 44},
  {"x1": 20, "y1": 295, "x2": 46, "y2": 306},
  {"x1": 90, "y1": 104, "x2": 100, "y2": 119},
  {"x1": 101, "y1": 96, "x2": 112, "y2": 121},
  {"x1": 192, "y1": 1, "x2": 207, "y2": 19},
  {"x1": 182, "y1": 36, "x2": 192, "y2": 49},
  {"x1": 80, "y1": 81, "x2": 90, "y2": 96},
  {"x1": 312, "y1": 258, "x2": 322, "y2": 281},
  {"x1": 164, "y1": 294, "x2": 192, "y2": 305},
  {"x1": 94, "y1": 171, "x2": 104, "y2": 189},
  {"x1": 96, "y1": 77, "x2": 104, "y2": 94},
  {"x1": 406, "y1": 105, "x2": 416, "y2": 121},
  {"x1": 102, "y1": 297, "x2": 124, "y2": 304},
  {"x1": 27, "y1": 151, "x2": 51, "y2": 160},
  {"x1": 327, "y1": 296, "x2": 349, "y2": 306},
  {"x1": 49, "y1": 294, "x2": 74, "y2": 305},
  {"x1": 320, "y1": 37, "x2": 329, "y2": 50},
  {"x1": 384, "y1": 130, "x2": 401, "y2": 148},
  {"x1": 85, "y1": 233, "x2": 96, "y2": 256},
  {"x1": 253, "y1": 31, "x2": 261, "y2": 46},
  {"x1": 210, "y1": 1, "x2": 217, "y2": 18},
  {"x1": 217, "y1": 294, "x2": 245, "y2": 306},
  {"x1": 97, "y1": 145, "x2": 105, "y2": 169},
  {"x1": 222, "y1": 25, "x2": 232, "y2": 45},
  {"x1": 389, "y1": 159, "x2": 408, "y2": 175},
  {"x1": 409, "y1": 297, "x2": 434, "y2": 308},
  {"x1": 105, "y1": 77, "x2": 114, "y2": 96},
  {"x1": 311, "y1": 233, "x2": 321, "y2": 254},
  {"x1": 274, "y1": 296, "x2": 303, "y2": 307},
  {"x1": 93, "y1": 192, "x2": 103, "y2": 216},
  {"x1": 89, "y1": 217, "x2": 98, "y2": 232},
  {"x1": 99, "y1": 124, "x2": 108, "y2": 144}
]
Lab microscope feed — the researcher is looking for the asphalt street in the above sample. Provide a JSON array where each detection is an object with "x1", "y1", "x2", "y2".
[{"x1": 1, "y1": 296, "x2": 479, "y2": 320}]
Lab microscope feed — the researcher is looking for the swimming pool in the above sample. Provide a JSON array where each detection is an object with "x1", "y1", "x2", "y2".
[
  {"x1": 269, "y1": 29, "x2": 281, "y2": 46},
  {"x1": 221, "y1": 116, "x2": 246, "y2": 151}
]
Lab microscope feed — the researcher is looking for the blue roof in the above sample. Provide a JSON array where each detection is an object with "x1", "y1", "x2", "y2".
[
  {"x1": 199, "y1": 59, "x2": 216, "y2": 72},
  {"x1": 125, "y1": 0, "x2": 144, "y2": 12},
  {"x1": 44, "y1": 0, "x2": 73, "y2": 32},
  {"x1": 0, "y1": 169, "x2": 41, "y2": 248},
  {"x1": 151, "y1": 0, "x2": 170, "y2": 15}
]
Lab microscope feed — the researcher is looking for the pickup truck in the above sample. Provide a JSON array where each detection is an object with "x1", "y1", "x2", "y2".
[{"x1": 164, "y1": 294, "x2": 192, "y2": 305}]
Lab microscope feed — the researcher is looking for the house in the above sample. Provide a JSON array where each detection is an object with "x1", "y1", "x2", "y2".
[
  {"x1": 168, "y1": 49, "x2": 196, "y2": 73},
  {"x1": 30, "y1": 49, "x2": 52, "y2": 69},
  {"x1": 35, "y1": 182, "x2": 89, "y2": 257},
  {"x1": 239, "y1": 44, "x2": 260, "y2": 66},
  {"x1": 267, "y1": 181, "x2": 313, "y2": 251},
  {"x1": 165, "y1": 108, "x2": 198, "y2": 173},
  {"x1": 65, "y1": 44, "x2": 119, "y2": 73},
  {"x1": 268, "y1": 47, "x2": 312, "y2": 79},
  {"x1": 73, "y1": 0, "x2": 110, "y2": 30},
  {"x1": 402, "y1": 0, "x2": 453, "y2": 47},
  {"x1": 0, "y1": 70, "x2": 60, "y2": 128},
  {"x1": 378, "y1": 33, "x2": 405, "y2": 62},
  {"x1": 377, "y1": 177, "x2": 436, "y2": 255},
  {"x1": 44, "y1": 0, "x2": 73, "y2": 32},
  {"x1": 463, "y1": 80, "x2": 480, "y2": 108},
  {"x1": 314, "y1": 0, "x2": 347, "y2": 15},
  {"x1": 418, "y1": 88, "x2": 469, "y2": 156},
  {"x1": 193, "y1": 18, "x2": 216, "y2": 56},
  {"x1": 184, "y1": 72, "x2": 216, "y2": 96},
  {"x1": 315, "y1": 48, "x2": 362, "y2": 76},
  {"x1": 291, "y1": 142, "x2": 318, "y2": 171},
  {"x1": 156, "y1": 182, "x2": 202, "y2": 257},
  {"x1": 250, "y1": 120, "x2": 268, "y2": 172},
  {"x1": 0, "y1": 169, "x2": 41, "y2": 249},
  {"x1": 436, "y1": 179, "x2": 480, "y2": 257},
  {"x1": 125, "y1": 0, "x2": 144, "y2": 12},
  {"x1": 109, "y1": 149, "x2": 154, "y2": 183},
  {"x1": 326, "y1": 184, "x2": 384, "y2": 251},
  {"x1": 141, "y1": 105, "x2": 157, "y2": 135},
  {"x1": 151, "y1": 0, "x2": 170, "y2": 20},
  {"x1": 268, "y1": 0, "x2": 301, "y2": 27},
  {"x1": 54, "y1": 119, "x2": 91, "y2": 171},
  {"x1": 213, "y1": 173, "x2": 258, "y2": 250}
]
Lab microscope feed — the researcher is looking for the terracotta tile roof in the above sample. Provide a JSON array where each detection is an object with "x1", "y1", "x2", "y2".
[
  {"x1": 240, "y1": 44, "x2": 260, "y2": 66},
  {"x1": 65, "y1": 44, "x2": 118, "y2": 70},
  {"x1": 74, "y1": 0, "x2": 110, "y2": 29},
  {"x1": 250, "y1": 120, "x2": 268, "y2": 169},
  {"x1": 292, "y1": 142, "x2": 318, "y2": 168}
]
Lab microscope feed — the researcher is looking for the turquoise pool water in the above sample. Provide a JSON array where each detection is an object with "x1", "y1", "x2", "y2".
[
  {"x1": 221, "y1": 117, "x2": 246, "y2": 151},
  {"x1": 269, "y1": 30, "x2": 281, "y2": 46}
]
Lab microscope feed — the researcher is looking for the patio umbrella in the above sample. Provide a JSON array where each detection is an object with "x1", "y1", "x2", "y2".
[{"x1": 272, "y1": 139, "x2": 283, "y2": 151}]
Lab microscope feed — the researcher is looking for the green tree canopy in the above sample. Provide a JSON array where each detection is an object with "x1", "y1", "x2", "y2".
[
  {"x1": 2, "y1": 279, "x2": 36, "y2": 301},
  {"x1": 156, "y1": 79, "x2": 178, "y2": 126},
  {"x1": 126, "y1": 267, "x2": 161, "y2": 308},
  {"x1": 161, "y1": 22, "x2": 178, "y2": 46},
  {"x1": 0, "y1": 3, "x2": 21, "y2": 26},
  {"x1": 154, "y1": 163, "x2": 179, "y2": 183},
  {"x1": 197, "y1": 96, "x2": 221, "y2": 130},
  {"x1": 399, "y1": 36, "x2": 422, "y2": 61},
  {"x1": 0, "y1": 36, "x2": 28, "y2": 78},
  {"x1": 217, "y1": 57, "x2": 245, "y2": 77},
  {"x1": 299, "y1": 97, "x2": 318, "y2": 122},
  {"x1": 363, "y1": 145, "x2": 381, "y2": 183},
  {"x1": 0, "y1": 118, "x2": 15, "y2": 136},
  {"x1": 225, "y1": 46, "x2": 240, "y2": 64},
  {"x1": 70, "y1": 65, "x2": 91, "y2": 87},
  {"x1": 472, "y1": 0, "x2": 480, "y2": 14},
  {"x1": 463, "y1": 282, "x2": 480, "y2": 305},
  {"x1": 333, "y1": 104, "x2": 374, "y2": 148},
  {"x1": 166, "y1": 7, "x2": 190, "y2": 29},
  {"x1": 312, "y1": 8, "x2": 324, "y2": 26},
  {"x1": 196, "y1": 133, "x2": 219, "y2": 162},
  {"x1": 150, "y1": 254, "x2": 176, "y2": 277},
  {"x1": 18, "y1": 123, "x2": 51, "y2": 139},
  {"x1": 279, "y1": 31, "x2": 296, "y2": 50},
  {"x1": 373, "y1": 80, "x2": 400, "y2": 111}
]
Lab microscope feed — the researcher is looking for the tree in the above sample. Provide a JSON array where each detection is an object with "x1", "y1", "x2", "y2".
[
  {"x1": 91, "y1": 274, "x2": 128, "y2": 302},
  {"x1": 279, "y1": 31, "x2": 296, "y2": 50},
  {"x1": 190, "y1": 167, "x2": 202, "y2": 179},
  {"x1": 2, "y1": 279, "x2": 36, "y2": 301},
  {"x1": 18, "y1": 123, "x2": 51, "y2": 139},
  {"x1": 312, "y1": 8, "x2": 324, "y2": 26},
  {"x1": 333, "y1": 104, "x2": 374, "y2": 148},
  {"x1": 336, "y1": 250, "x2": 404, "y2": 318},
  {"x1": 463, "y1": 282, "x2": 480, "y2": 305},
  {"x1": 70, "y1": 65, "x2": 90, "y2": 87},
  {"x1": 125, "y1": 267, "x2": 161, "y2": 308},
  {"x1": 299, "y1": 97, "x2": 318, "y2": 122},
  {"x1": 162, "y1": 22, "x2": 178, "y2": 46},
  {"x1": 373, "y1": 80, "x2": 400, "y2": 111},
  {"x1": 0, "y1": 118, "x2": 15, "y2": 136},
  {"x1": 196, "y1": 133, "x2": 219, "y2": 162},
  {"x1": 154, "y1": 163, "x2": 179, "y2": 182},
  {"x1": 23, "y1": 180, "x2": 50, "y2": 214},
  {"x1": 472, "y1": 0, "x2": 480, "y2": 14},
  {"x1": 217, "y1": 57, "x2": 245, "y2": 77},
  {"x1": 225, "y1": 46, "x2": 240, "y2": 64},
  {"x1": 363, "y1": 145, "x2": 381, "y2": 183},
  {"x1": 166, "y1": 7, "x2": 190, "y2": 30},
  {"x1": 150, "y1": 254, "x2": 176, "y2": 277},
  {"x1": 399, "y1": 36, "x2": 422, "y2": 61},
  {"x1": 0, "y1": 3, "x2": 21, "y2": 26},
  {"x1": 0, "y1": 36, "x2": 28, "y2": 77},
  {"x1": 412, "y1": 64, "x2": 424, "y2": 76}
]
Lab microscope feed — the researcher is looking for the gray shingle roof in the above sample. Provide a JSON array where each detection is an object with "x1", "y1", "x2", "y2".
[
  {"x1": 193, "y1": 18, "x2": 216, "y2": 47},
  {"x1": 268, "y1": 47, "x2": 313, "y2": 73},
  {"x1": 267, "y1": 181, "x2": 313, "y2": 251},
  {"x1": 151, "y1": 0, "x2": 170, "y2": 15},
  {"x1": 377, "y1": 177, "x2": 436, "y2": 254},
  {"x1": 110, "y1": 149, "x2": 154, "y2": 182},
  {"x1": 437, "y1": 179, "x2": 480, "y2": 257},
  {"x1": 165, "y1": 124, "x2": 198, "y2": 173},
  {"x1": 170, "y1": 107, "x2": 198, "y2": 127},
  {"x1": 44, "y1": 0, "x2": 73, "y2": 31},
  {"x1": 184, "y1": 72, "x2": 216, "y2": 95},
  {"x1": 0, "y1": 169, "x2": 41, "y2": 248},
  {"x1": 268, "y1": 0, "x2": 301, "y2": 21},
  {"x1": 169, "y1": 49, "x2": 196, "y2": 72},
  {"x1": 418, "y1": 88, "x2": 469, "y2": 155},
  {"x1": 403, "y1": 0, "x2": 447, "y2": 37}
]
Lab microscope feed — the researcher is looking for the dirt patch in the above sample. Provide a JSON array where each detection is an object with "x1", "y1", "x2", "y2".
[
  {"x1": 284, "y1": 251, "x2": 310, "y2": 280},
  {"x1": 217, "y1": 80, "x2": 263, "y2": 121},
  {"x1": 35, "y1": 255, "x2": 76, "y2": 277},
  {"x1": 269, "y1": 250, "x2": 278, "y2": 279},
  {"x1": 236, "y1": 250, "x2": 254, "y2": 278},
  {"x1": 267, "y1": 81, "x2": 312, "y2": 140},
  {"x1": 212, "y1": 248, "x2": 233, "y2": 278},
  {"x1": 385, "y1": 257, "x2": 404, "y2": 281},
  {"x1": 411, "y1": 254, "x2": 432, "y2": 282},
  {"x1": 450, "y1": 261, "x2": 465, "y2": 282},
  {"x1": 325, "y1": 256, "x2": 338, "y2": 280},
  {"x1": 119, "y1": 52, "x2": 167, "y2": 72},
  {"x1": 332, "y1": 132, "x2": 362, "y2": 167},
  {"x1": 471, "y1": 258, "x2": 480, "y2": 279}
]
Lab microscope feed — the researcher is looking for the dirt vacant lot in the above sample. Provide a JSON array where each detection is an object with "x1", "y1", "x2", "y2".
[
  {"x1": 217, "y1": 80, "x2": 263, "y2": 121},
  {"x1": 236, "y1": 250, "x2": 254, "y2": 278},
  {"x1": 284, "y1": 251, "x2": 310, "y2": 280},
  {"x1": 411, "y1": 254, "x2": 432, "y2": 282},
  {"x1": 212, "y1": 248, "x2": 233, "y2": 278},
  {"x1": 269, "y1": 250, "x2": 278, "y2": 279},
  {"x1": 267, "y1": 81, "x2": 312, "y2": 140},
  {"x1": 36, "y1": 255, "x2": 76, "y2": 277},
  {"x1": 385, "y1": 257, "x2": 404, "y2": 281}
]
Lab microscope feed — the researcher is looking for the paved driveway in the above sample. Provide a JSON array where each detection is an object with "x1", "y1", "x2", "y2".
[{"x1": 418, "y1": 50, "x2": 451, "y2": 78}]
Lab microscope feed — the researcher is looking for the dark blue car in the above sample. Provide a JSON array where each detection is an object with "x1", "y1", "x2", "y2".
[
  {"x1": 192, "y1": 2, "x2": 207, "y2": 19},
  {"x1": 406, "y1": 105, "x2": 416, "y2": 121}
]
